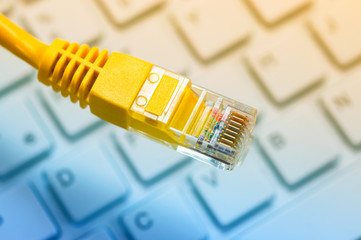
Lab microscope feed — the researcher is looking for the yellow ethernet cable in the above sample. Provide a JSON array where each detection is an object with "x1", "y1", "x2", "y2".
[{"x1": 0, "y1": 13, "x2": 257, "y2": 170}]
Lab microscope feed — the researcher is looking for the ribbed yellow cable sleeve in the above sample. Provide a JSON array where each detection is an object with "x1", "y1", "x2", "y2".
[{"x1": 38, "y1": 39, "x2": 109, "y2": 108}]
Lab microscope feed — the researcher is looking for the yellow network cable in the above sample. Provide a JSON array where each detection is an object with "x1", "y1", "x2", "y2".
[{"x1": 0, "y1": 13, "x2": 257, "y2": 170}]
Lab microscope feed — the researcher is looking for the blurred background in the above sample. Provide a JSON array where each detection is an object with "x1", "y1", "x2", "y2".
[{"x1": 0, "y1": 0, "x2": 361, "y2": 239}]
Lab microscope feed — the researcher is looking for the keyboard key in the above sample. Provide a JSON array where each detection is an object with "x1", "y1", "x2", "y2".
[
  {"x1": 0, "y1": 0, "x2": 12, "y2": 14},
  {"x1": 0, "y1": 185, "x2": 59, "y2": 240},
  {"x1": 97, "y1": 0, "x2": 164, "y2": 26},
  {"x1": 117, "y1": 15, "x2": 192, "y2": 74},
  {"x1": 190, "y1": 154, "x2": 274, "y2": 227},
  {"x1": 22, "y1": 0, "x2": 101, "y2": 44},
  {"x1": 308, "y1": 0, "x2": 361, "y2": 68},
  {"x1": 171, "y1": 0, "x2": 251, "y2": 61},
  {"x1": 122, "y1": 189, "x2": 207, "y2": 240},
  {"x1": 258, "y1": 104, "x2": 339, "y2": 188},
  {"x1": 45, "y1": 143, "x2": 128, "y2": 223},
  {"x1": 77, "y1": 228, "x2": 115, "y2": 240},
  {"x1": 246, "y1": 27, "x2": 324, "y2": 104},
  {"x1": 0, "y1": 99, "x2": 51, "y2": 179},
  {"x1": 114, "y1": 131, "x2": 189, "y2": 183},
  {"x1": 40, "y1": 88, "x2": 101, "y2": 139},
  {"x1": 0, "y1": 47, "x2": 32, "y2": 95},
  {"x1": 242, "y1": 162, "x2": 361, "y2": 240},
  {"x1": 322, "y1": 72, "x2": 361, "y2": 148},
  {"x1": 245, "y1": 0, "x2": 311, "y2": 25}
]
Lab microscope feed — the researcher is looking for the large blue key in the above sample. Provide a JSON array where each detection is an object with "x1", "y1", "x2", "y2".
[
  {"x1": 45, "y1": 143, "x2": 128, "y2": 223},
  {"x1": 77, "y1": 228, "x2": 115, "y2": 240},
  {"x1": 122, "y1": 189, "x2": 207, "y2": 240},
  {"x1": 114, "y1": 131, "x2": 189, "y2": 183},
  {"x1": 190, "y1": 150, "x2": 274, "y2": 227},
  {"x1": 39, "y1": 87, "x2": 101, "y2": 139},
  {"x1": 0, "y1": 184, "x2": 59, "y2": 240},
  {"x1": 0, "y1": 47, "x2": 32, "y2": 95},
  {"x1": 0, "y1": 98, "x2": 52, "y2": 179},
  {"x1": 241, "y1": 162, "x2": 361, "y2": 240}
]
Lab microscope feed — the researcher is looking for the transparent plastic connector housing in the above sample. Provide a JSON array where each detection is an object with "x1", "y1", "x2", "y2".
[{"x1": 128, "y1": 66, "x2": 257, "y2": 170}]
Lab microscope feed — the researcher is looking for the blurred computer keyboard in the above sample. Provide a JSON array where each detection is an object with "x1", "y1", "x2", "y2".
[{"x1": 1, "y1": 0, "x2": 361, "y2": 239}]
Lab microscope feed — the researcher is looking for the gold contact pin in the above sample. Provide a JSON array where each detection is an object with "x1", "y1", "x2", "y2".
[
  {"x1": 230, "y1": 115, "x2": 247, "y2": 126},
  {"x1": 226, "y1": 125, "x2": 243, "y2": 134},
  {"x1": 219, "y1": 137, "x2": 235, "y2": 147},
  {"x1": 224, "y1": 129, "x2": 239, "y2": 138},
  {"x1": 229, "y1": 119, "x2": 245, "y2": 130},
  {"x1": 231, "y1": 111, "x2": 249, "y2": 122},
  {"x1": 222, "y1": 132, "x2": 237, "y2": 142}
]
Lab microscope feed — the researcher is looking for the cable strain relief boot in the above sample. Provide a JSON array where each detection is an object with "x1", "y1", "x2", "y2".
[{"x1": 37, "y1": 39, "x2": 109, "y2": 108}]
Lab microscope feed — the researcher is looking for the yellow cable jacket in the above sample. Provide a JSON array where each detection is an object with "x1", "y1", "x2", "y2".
[{"x1": 0, "y1": 13, "x2": 47, "y2": 69}]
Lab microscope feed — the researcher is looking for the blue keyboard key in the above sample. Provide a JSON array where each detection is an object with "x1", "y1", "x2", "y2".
[
  {"x1": 0, "y1": 98, "x2": 52, "y2": 179},
  {"x1": 45, "y1": 143, "x2": 128, "y2": 223},
  {"x1": 40, "y1": 87, "x2": 102, "y2": 139},
  {"x1": 0, "y1": 184, "x2": 59, "y2": 240},
  {"x1": 190, "y1": 151, "x2": 274, "y2": 227},
  {"x1": 122, "y1": 189, "x2": 207, "y2": 240},
  {"x1": 0, "y1": 47, "x2": 32, "y2": 95},
  {"x1": 242, "y1": 162, "x2": 361, "y2": 240},
  {"x1": 77, "y1": 228, "x2": 115, "y2": 240},
  {"x1": 114, "y1": 131, "x2": 189, "y2": 183}
]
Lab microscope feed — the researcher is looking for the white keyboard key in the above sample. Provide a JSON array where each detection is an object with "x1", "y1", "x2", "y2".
[
  {"x1": 308, "y1": 0, "x2": 361, "y2": 67},
  {"x1": 246, "y1": 0, "x2": 311, "y2": 25},
  {"x1": 40, "y1": 88, "x2": 101, "y2": 139},
  {"x1": 0, "y1": 99, "x2": 51, "y2": 179},
  {"x1": 22, "y1": 0, "x2": 101, "y2": 44},
  {"x1": 97, "y1": 0, "x2": 164, "y2": 26},
  {"x1": 45, "y1": 143, "x2": 128, "y2": 223},
  {"x1": 171, "y1": 0, "x2": 251, "y2": 61},
  {"x1": 122, "y1": 189, "x2": 207, "y2": 240},
  {"x1": 190, "y1": 154, "x2": 274, "y2": 227},
  {"x1": 258, "y1": 104, "x2": 339, "y2": 188},
  {"x1": 0, "y1": 185, "x2": 59, "y2": 240},
  {"x1": 114, "y1": 131, "x2": 189, "y2": 183},
  {"x1": 322, "y1": 73, "x2": 361, "y2": 147},
  {"x1": 246, "y1": 27, "x2": 324, "y2": 104},
  {"x1": 0, "y1": 47, "x2": 32, "y2": 95},
  {"x1": 117, "y1": 15, "x2": 192, "y2": 74},
  {"x1": 0, "y1": 0, "x2": 12, "y2": 14}
]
